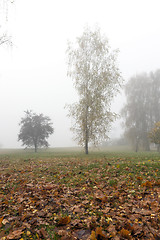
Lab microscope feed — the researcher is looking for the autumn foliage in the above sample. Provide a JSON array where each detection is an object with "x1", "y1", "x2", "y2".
[
  {"x1": 0, "y1": 151, "x2": 160, "y2": 239},
  {"x1": 149, "y1": 121, "x2": 160, "y2": 151}
]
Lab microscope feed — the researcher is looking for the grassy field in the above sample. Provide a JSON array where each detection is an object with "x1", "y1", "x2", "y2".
[{"x1": 0, "y1": 148, "x2": 160, "y2": 239}]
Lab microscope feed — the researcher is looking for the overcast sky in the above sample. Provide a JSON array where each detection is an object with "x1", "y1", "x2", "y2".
[{"x1": 0, "y1": 0, "x2": 160, "y2": 148}]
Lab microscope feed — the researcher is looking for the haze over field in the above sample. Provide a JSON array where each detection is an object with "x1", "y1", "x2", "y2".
[{"x1": 0, "y1": 0, "x2": 160, "y2": 148}]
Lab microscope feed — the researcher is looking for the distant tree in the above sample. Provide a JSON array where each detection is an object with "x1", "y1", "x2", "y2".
[
  {"x1": 121, "y1": 74, "x2": 150, "y2": 151},
  {"x1": 18, "y1": 110, "x2": 54, "y2": 152},
  {"x1": 122, "y1": 70, "x2": 160, "y2": 151},
  {"x1": 149, "y1": 122, "x2": 160, "y2": 152},
  {"x1": 148, "y1": 70, "x2": 160, "y2": 123},
  {"x1": 66, "y1": 26, "x2": 123, "y2": 154}
]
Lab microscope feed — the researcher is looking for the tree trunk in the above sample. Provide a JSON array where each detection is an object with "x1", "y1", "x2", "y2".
[
  {"x1": 143, "y1": 136, "x2": 150, "y2": 151},
  {"x1": 85, "y1": 138, "x2": 89, "y2": 154},
  {"x1": 135, "y1": 138, "x2": 139, "y2": 152},
  {"x1": 85, "y1": 105, "x2": 89, "y2": 154},
  {"x1": 34, "y1": 143, "x2": 37, "y2": 153}
]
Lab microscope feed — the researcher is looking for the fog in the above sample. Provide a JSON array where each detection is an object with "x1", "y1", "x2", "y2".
[{"x1": 0, "y1": 0, "x2": 160, "y2": 148}]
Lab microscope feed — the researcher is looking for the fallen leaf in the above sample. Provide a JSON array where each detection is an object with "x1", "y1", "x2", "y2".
[
  {"x1": 141, "y1": 181, "x2": 153, "y2": 188},
  {"x1": 90, "y1": 231, "x2": 96, "y2": 240},
  {"x1": 7, "y1": 229, "x2": 24, "y2": 239},
  {"x1": 57, "y1": 216, "x2": 71, "y2": 226},
  {"x1": 119, "y1": 228, "x2": 131, "y2": 240},
  {"x1": 2, "y1": 219, "x2": 9, "y2": 225},
  {"x1": 26, "y1": 231, "x2": 31, "y2": 236},
  {"x1": 95, "y1": 227, "x2": 107, "y2": 239},
  {"x1": 38, "y1": 228, "x2": 48, "y2": 238}
]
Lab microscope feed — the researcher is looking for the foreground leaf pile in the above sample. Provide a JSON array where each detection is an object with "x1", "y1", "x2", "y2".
[{"x1": 0, "y1": 151, "x2": 160, "y2": 239}]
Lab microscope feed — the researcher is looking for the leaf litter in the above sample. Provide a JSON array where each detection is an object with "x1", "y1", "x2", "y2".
[{"x1": 0, "y1": 153, "x2": 160, "y2": 239}]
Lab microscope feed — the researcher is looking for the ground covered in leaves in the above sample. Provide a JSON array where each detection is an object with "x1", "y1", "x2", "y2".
[{"x1": 0, "y1": 150, "x2": 160, "y2": 239}]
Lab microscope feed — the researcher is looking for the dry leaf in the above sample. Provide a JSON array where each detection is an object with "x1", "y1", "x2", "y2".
[
  {"x1": 141, "y1": 181, "x2": 152, "y2": 188},
  {"x1": 119, "y1": 228, "x2": 131, "y2": 239},
  {"x1": 7, "y1": 229, "x2": 24, "y2": 239},
  {"x1": 57, "y1": 216, "x2": 71, "y2": 226},
  {"x1": 90, "y1": 231, "x2": 97, "y2": 240},
  {"x1": 18, "y1": 206, "x2": 23, "y2": 215},
  {"x1": 38, "y1": 228, "x2": 48, "y2": 238},
  {"x1": 0, "y1": 216, "x2": 4, "y2": 225},
  {"x1": 2, "y1": 219, "x2": 9, "y2": 225},
  {"x1": 95, "y1": 227, "x2": 107, "y2": 239}
]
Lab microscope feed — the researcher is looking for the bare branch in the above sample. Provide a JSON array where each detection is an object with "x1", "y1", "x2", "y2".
[{"x1": 0, "y1": 33, "x2": 12, "y2": 47}]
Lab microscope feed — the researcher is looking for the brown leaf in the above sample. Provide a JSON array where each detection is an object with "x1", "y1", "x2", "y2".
[
  {"x1": 38, "y1": 227, "x2": 48, "y2": 238},
  {"x1": 153, "y1": 180, "x2": 160, "y2": 186},
  {"x1": 74, "y1": 229, "x2": 91, "y2": 239},
  {"x1": 57, "y1": 216, "x2": 71, "y2": 226},
  {"x1": 44, "y1": 184, "x2": 55, "y2": 190},
  {"x1": 0, "y1": 216, "x2": 4, "y2": 224},
  {"x1": 107, "y1": 224, "x2": 116, "y2": 234},
  {"x1": 119, "y1": 228, "x2": 131, "y2": 240},
  {"x1": 57, "y1": 230, "x2": 68, "y2": 236},
  {"x1": 95, "y1": 191, "x2": 108, "y2": 203},
  {"x1": 7, "y1": 228, "x2": 24, "y2": 239},
  {"x1": 141, "y1": 181, "x2": 153, "y2": 188},
  {"x1": 88, "y1": 217, "x2": 97, "y2": 230},
  {"x1": 137, "y1": 176, "x2": 143, "y2": 181},
  {"x1": 102, "y1": 207, "x2": 110, "y2": 214},
  {"x1": 145, "y1": 222, "x2": 160, "y2": 239},
  {"x1": 71, "y1": 219, "x2": 82, "y2": 228},
  {"x1": 125, "y1": 222, "x2": 134, "y2": 232},
  {"x1": 73, "y1": 206, "x2": 83, "y2": 213},
  {"x1": 95, "y1": 227, "x2": 107, "y2": 239},
  {"x1": 18, "y1": 205, "x2": 23, "y2": 215},
  {"x1": 132, "y1": 208, "x2": 151, "y2": 215},
  {"x1": 37, "y1": 210, "x2": 46, "y2": 217},
  {"x1": 0, "y1": 216, "x2": 4, "y2": 228}
]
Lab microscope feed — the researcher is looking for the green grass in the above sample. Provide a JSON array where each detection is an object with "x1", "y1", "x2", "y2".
[{"x1": 0, "y1": 148, "x2": 159, "y2": 188}]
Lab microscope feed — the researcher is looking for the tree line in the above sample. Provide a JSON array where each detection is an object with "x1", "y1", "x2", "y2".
[{"x1": 1, "y1": 25, "x2": 160, "y2": 153}]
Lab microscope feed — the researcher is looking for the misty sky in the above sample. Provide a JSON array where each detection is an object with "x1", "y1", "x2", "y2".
[{"x1": 0, "y1": 0, "x2": 160, "y2": 148}]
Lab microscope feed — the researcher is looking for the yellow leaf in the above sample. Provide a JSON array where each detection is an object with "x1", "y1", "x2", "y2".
[
  {"x1": 90, "y1": 231, "x2": 97, "y2": 240},
  {"x1": 26, "y1": 231, "x2": 31, "y2": 236}
]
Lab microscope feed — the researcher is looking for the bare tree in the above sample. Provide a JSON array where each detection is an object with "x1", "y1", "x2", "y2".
[
  {"x1": 0, "y1": 0, "x2": 13, "y2": 47},
  {"x1": 66, "y1": 26, "x2": 123, "y2": 154},
  {"x1": 0, "y1": 33, "x2": 12, "y2": 46}
]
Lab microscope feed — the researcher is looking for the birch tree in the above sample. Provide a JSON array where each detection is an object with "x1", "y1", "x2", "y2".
[{"x1": 66, "y1": 26, "x2": 122, "y2": 154}]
